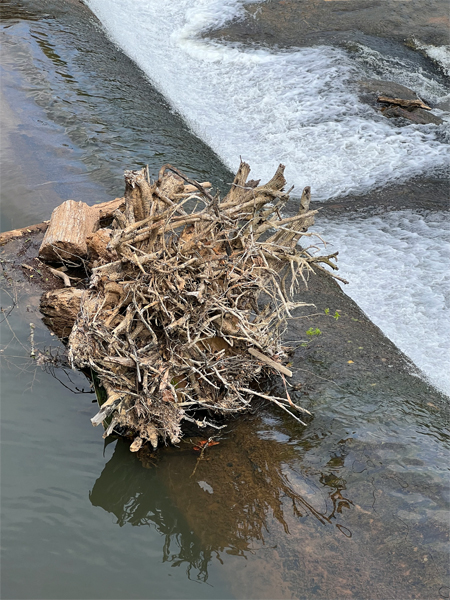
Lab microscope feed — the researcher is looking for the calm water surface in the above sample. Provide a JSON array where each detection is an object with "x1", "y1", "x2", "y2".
[{"x1": 1, "y1": 2, "x2": 449, "y2": 599}]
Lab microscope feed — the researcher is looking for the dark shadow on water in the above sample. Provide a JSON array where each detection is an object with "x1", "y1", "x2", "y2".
[
  {"x1": 89, "y1": 393, "x2": 449, "y2": 597},
  {"x1": 90, "y1": 413, "x2": 358, "y2": 583}
]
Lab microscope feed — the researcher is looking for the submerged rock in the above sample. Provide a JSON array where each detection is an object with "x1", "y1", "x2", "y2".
[
  {"x1": 382, "y1": 105, "x2": 444, "y2": 125},
  {"x1": 358, "y1": 79, "x2": 419, "y2": 104},
  {"x1": 435, "y1": 97, "x2": 450, "y2": 112},
  {"x1": 358, "y1": 79, "x2": 444, "y2": 125}
]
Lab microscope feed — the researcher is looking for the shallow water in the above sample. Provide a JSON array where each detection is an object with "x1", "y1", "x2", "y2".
[
  {"x1": 1, "y1": 281, "x2": 449, "y2": 599},
  {"x1": 1, "y1": 2, "x2": 449, "y2": 599},
  {"x1": 0, "y1": 0, "x2": 232, "y2": 231}
]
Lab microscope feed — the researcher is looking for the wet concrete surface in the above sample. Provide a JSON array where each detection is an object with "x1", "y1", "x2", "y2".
[
  {"x1": 313, "y1": 174, "x2": 449, "y2": 216},
  {"x1": 209, "y1": 0, "x2": 450, "y2": 51}
]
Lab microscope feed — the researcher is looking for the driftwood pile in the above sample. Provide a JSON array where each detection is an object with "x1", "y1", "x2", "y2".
[{"x1": 39, "y1": 162, "x2": 340, "y2": 451}]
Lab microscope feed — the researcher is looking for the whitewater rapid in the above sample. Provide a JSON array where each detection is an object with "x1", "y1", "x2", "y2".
[
  {"x1": 86, "y1": 0, "x2": 450, "y2": 395},
  {"x1": 318, "y1": 212, "x2": 450, "y2": 396}
]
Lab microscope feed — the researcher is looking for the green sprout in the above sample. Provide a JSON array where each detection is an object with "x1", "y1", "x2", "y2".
[{"x1": 306, "y1": 327, "x2": 322, "y2": 337}]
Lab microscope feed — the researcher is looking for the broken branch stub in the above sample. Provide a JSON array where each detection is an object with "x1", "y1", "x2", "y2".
[{"x1": 40, "y1": 162, "x2": 341, "y2": 451}]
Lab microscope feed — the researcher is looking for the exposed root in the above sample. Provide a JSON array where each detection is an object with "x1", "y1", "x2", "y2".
[{"x1": 64, "y1": 162, "x2": 339, "y2": 449}]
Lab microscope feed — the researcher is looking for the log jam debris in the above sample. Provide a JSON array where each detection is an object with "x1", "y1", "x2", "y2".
[{"x1": 40, "y1": 162, "x2": 341, "y2": 450}]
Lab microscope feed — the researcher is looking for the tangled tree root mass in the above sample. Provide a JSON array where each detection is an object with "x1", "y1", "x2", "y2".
[{"x1": 66, "y1": 162, "x2": 339, "y2": 451}]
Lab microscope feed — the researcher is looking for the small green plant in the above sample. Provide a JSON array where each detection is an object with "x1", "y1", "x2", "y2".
[
  {"x1": 306, "y1": 327, "x2": 322, "y2": 337},
  {"x1": 325, "y1": 308, "x2": 340, "y2": 320}
]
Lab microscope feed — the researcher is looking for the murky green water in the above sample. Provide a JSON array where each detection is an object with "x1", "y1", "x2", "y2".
[{"x1": 1, "y1": 2, "x2": 449, "y2": 599}]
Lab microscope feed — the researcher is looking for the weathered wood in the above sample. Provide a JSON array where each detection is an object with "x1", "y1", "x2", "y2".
[
  {"x1": 40, "y1": 288, "x2": 84, "y2": 338},
  {"x1": 184, "y1": 182, "x2": 211, "y2": 193},
  {"x1": 93, "y1": 197, "x2": 125, "y2": 221},
  {"x1": 47, "y1": 266, "x2": 71, "y2": 287},
  {"x1": 248, "y1": 348, "x2": 293, "y2": 377},
  {"x1": 0, "y1": 221, "x2": 49, "y2": 246},
  {"x1": 39, "y1": 200, "x2": 100, "y2": 262},
  {"x1": 124, "y1": 169, "x2": 155, "y2": 224},
  {"x1": 378, "y1": 96, "x2": 431, "y2": 110},
  {"x1": 34, "y1": 162, "x2": 342, "y2": 450},
  {"x1": 86, "y1": 228, "x2": 117, "y2": 263},
  {"x1": 0, "y1": 197, "x2": 125, "y2": 249}
]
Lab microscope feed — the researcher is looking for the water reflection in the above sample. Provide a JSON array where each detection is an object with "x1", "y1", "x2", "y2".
[{"x1": 90, "y1": 414, "x2": 355, "y2": 581}]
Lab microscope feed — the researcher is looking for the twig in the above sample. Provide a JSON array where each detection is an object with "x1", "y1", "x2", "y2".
[{"x1": 29, "y1": 323, "x2": 36, "y2": 358}]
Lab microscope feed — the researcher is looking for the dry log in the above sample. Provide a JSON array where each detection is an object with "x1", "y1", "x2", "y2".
[
  {"x1": 40, "y1": 288, "x2": 84, "y2": 338},
  {"x1": 377, "y1": 96, "x2": 431, "y2": 110},
  {"x1": 39, "y1": 197, "x2": 126, "y2": 263},
  {"x1": 0, "y1": 198, "x2": 125, "y2": 249},
  {"x1": 93, "y1": 197, "x2": 125, "y2": 221},
  {"x1": 0, "y1": 221, "x2": 49, "y2": 246},
  {"x1": 39, "y1": 200, "x2": 100, "y2": 262}
]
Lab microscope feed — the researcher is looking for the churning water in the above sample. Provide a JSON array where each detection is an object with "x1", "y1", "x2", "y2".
[
  {"x1": 319, "y1": 211, "x2": 450, "y2": 395},
  {"x1": 86, "y1": 0, "x2": 450, "y2": 395},
  {"x1": 85, "y1": 0, "x2": 449, "y2": 199}
]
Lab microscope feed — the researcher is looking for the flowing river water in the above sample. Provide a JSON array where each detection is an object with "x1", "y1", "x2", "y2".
[{"x1": 1, "y1": 1, "x2": 449, "y2": 598}]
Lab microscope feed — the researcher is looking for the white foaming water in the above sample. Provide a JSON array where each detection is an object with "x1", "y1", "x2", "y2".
[
  {"x1": 349, "y1": 42, "x2": 449, "y2": 105},
  {"x1": 86, "y1": 0, "x2": 450, "y2": 394},
  {"x1": 317, "y1": 212, "x2": 450, "y2": 397},
  {"x1": 414, "y1": 40, "x2": 450, "y2": 77},
  {"x1": 86, "y1": 0, "x2": 449, "y2": 200}
]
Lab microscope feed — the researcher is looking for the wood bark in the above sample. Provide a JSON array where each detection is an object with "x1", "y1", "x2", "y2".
[
  {"x1": 0, "y1": 221, "x2": 49, "y2": 246},
  {"x1": 86, "y1": 228, "x2": 117, "y2": 263}
]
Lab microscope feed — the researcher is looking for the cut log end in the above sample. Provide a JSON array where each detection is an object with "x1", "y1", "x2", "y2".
[{"x1": 40, "y1": 288, "x2": 84, "y2": 338}]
